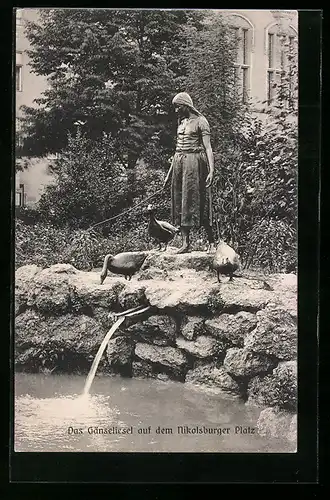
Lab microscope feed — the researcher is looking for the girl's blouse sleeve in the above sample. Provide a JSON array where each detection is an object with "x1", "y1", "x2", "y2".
[{"x1": 198, "y1": 116, "x2": 211, "y2": 136}]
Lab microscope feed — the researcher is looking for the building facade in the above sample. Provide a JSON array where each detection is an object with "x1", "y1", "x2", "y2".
[
  {"x1": 217, "y1": 9, "x2": 298, "y2": 113},
  {"x1": 15, "y1": 9, "x2": 298, "y2": 207},
  {"x1": 15, "y1": 8, "x2": 53, "y2": 207}
]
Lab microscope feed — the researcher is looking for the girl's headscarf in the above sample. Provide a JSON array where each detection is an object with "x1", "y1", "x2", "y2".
[{"x1": 172, "y1": 92, "x2": 202, "y2": 116}]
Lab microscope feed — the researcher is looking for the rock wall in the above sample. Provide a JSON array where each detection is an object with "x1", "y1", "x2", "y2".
[{"x1": 14, "y1": 254, "x2": 297, "y2": 440}]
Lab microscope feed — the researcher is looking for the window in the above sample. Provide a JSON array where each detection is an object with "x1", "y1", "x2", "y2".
[
  {"x1": 227, "y1": 15, "x2": 253, "y2": 104},
  {"x1": 267, "y1": 26, "x2": 297, "y2": 107},
  {"x1": 16, "y1": 131, "x2": 23, "y2": 149},
  {"x1": 16, "y1": 65, "x2": 22, "y2": 92},
  {"x1": 16, "y1": 119, "x2": 23, "y2": 150},
  {"x1": 16, "y1": 183, "x2": 26, "y2": 207}
]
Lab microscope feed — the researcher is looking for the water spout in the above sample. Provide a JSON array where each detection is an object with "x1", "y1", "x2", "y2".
[
  {"x1": 113, "y1": 305, "x2": 144, "y2": 318},
  {"x1": 83, "y1": 305, "x2": 151, "y2": 395},
  {"x1": 83, "y1": 316, "x2": 126, "y2": 395}
]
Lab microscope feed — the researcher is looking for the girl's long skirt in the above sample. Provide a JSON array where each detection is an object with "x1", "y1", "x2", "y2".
[{"x1": 171, "y1": 151, "x2": 213, "y2": 228}]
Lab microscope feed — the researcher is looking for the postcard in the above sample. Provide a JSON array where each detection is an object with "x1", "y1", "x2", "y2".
[{"x1": 13, "y1": 8, "x2": 301, "y2": 459}]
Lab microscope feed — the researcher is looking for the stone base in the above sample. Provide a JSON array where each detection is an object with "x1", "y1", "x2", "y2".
[
  {"x1": 141, "y1": 247, "x2": 215, "y2": 273},
  {"x1": 15, "y1": 261, "x2": 297, "y2": 426}
]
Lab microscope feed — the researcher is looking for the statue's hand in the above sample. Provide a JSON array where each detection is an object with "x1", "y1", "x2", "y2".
[{"x1": 206, "y1": 173, "x2": 214, "y2": 188}]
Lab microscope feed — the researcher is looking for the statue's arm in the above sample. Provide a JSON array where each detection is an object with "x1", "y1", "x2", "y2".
[
  {"x1": 163, "y1": 157, "x2": 174, "y2": 189},
  {"x1": 202, "y1": 134, "x2": 214, "y2": 187}
]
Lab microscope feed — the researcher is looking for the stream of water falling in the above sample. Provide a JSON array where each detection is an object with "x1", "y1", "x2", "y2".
[
  {"x1": 14, "y1": 305, "x2": 296, "y2": 453},
  {"x1": 83, "y1": 316, "x2": 126, "y2": 395}
]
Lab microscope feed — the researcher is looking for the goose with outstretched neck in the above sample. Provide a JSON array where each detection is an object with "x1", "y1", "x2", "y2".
[{"x1": 100, "y1": 251, "x2": 148, "y2": 284}]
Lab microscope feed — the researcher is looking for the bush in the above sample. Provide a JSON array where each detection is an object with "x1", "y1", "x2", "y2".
[
  {"x1": 37, "y1": 130, "x2": 129, "y2": 229},
  {"x1": 14, "y1": 218, "x2": 234, "y2": 273},
  {"x1": 15, "y1": 206, "x2": 43, "y2": 225},
  {"x1": 210, "y1": 111, "x2": 297, "y2": 272},
  {"x1": 244, "y1": 218, "x2": 297, "y2": 273},
  {"x1": 14, "y1": 220, "x2": 100, "y2": 271},
  {"x1": 15, "y1": 220, "x2": 71, "y2": 269},
  {"x1": 15, "y1": 220, "x2": 159, "y2": 271}
]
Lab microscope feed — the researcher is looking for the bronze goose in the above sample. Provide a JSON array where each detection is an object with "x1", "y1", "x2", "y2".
[
  {"x1": 211, "y1": 240, "x2": 241, "y2": 283},
  {"x1": 100, "y1": 251, "x2": 148, "y2": 284},
  {"x1": 146, "y1": 204, "x2": 180, "y2": 251}
]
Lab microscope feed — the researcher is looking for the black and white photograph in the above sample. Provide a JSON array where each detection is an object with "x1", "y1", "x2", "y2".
[{"x1": 14, "y1": 8, "x2": 299, "y2": 454}]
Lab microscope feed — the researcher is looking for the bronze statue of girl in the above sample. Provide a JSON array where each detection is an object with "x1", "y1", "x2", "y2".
[{"x1": 163, "y1": 92, "x2": 215, "y2": 253}]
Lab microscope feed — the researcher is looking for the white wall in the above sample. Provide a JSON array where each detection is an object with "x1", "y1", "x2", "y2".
[{"x1": 15, "y1": 8, "x2": 54, "y2": 207}]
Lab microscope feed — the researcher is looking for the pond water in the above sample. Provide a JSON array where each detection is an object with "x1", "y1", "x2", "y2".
[{"x1": 14, "y1": 373, "x2": 295, "y2": 453}]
